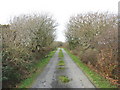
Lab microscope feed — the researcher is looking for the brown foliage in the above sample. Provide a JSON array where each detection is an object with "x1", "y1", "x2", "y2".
[{"x1": 65, "y1": 12, "x2": 119, "y2": 86}]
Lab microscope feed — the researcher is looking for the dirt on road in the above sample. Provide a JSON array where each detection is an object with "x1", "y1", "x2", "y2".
[{"x1": 31, "y1": 48, "x2": 95, "y2": 88}]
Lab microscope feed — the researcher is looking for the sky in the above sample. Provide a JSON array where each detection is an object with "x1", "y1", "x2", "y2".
[{"x1": 0, "y1": 0, "x2": 119, "y2": 42}]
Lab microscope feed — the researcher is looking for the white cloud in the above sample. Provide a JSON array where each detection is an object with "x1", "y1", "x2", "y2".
[{"x1": 0, "y1": 0, "x2": 119, "y2": 42}]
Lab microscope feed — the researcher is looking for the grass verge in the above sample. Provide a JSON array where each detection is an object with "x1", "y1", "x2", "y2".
[
  {"x1": 18, "y1": 50, "x2": 56, "y2": 88},
  {"x1": 64, "y1": 48, "x2": 117, "y2": 88}
]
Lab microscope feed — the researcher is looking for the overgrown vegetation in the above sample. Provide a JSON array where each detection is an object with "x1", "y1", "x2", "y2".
[
  {"x1": 65, "y1": 48, "x2": 117, "y2": 88},
  {"x1": 65, "y1": 12, "x2": 119, "y2": 86},
  {"x1": 58, "y1": 75, "x2": 70, "y2": 83},
  {"x1": 1, "y1": 13, "x2": 57, "y2": 88}
]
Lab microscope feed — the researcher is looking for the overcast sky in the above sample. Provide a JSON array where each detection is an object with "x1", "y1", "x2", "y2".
[{"x1": 0, "y1": 0, "x2": 119, "y2": 42}]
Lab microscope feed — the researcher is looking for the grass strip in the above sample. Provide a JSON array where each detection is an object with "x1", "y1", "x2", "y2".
[
  {"x1": 18, "y1": 50, "x2": 56, "y2": 88},
  {"x1": 58, "y1": 75, "x2": 70, "y2": 83},
  {"x1": 58, "y1": 49, "x2": 64, "y2": 58},
  {"x1": 57, "y1": 67, "x2": 65, "y2": 70},
  {"x1": 58, "y1": 60, "x2": 65, "y2": 66},
  {"x1": 64, "y1": 48, "x2": 117, "y2": 88}
]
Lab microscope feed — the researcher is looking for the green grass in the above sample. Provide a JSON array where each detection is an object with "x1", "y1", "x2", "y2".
[
  {"x1": 64, "y1": 48, "x2": 117, "y2": 88},
  {"x1": 58, "y1": 60, "x2": 65, "y2": 66},
  {"x1": 18, "y1": 50, "x2": 56, "y2": 88},
  {"x1": 58, "y1": 75, "x2": 70, "y2": 83},
  {"x1": 59, "y1": 49, "x2": 64, "y2": 58}
]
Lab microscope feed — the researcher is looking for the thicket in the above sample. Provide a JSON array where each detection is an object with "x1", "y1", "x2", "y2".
[
  {"x1": 1, "y1": 13, "x2": 57, "y2": 88},
  {"x1": 65, "y1": 12, "x2": 119, "y2": 86}
]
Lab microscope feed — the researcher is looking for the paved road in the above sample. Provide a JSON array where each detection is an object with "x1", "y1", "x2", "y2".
[{"x1": 31, "y1": 48, "x2": 95, "y2": 88}]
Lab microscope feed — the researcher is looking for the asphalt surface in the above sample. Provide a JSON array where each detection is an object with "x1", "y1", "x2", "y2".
[{"x1": 31, "y1": 48, "x2": 95, "y2": 88}]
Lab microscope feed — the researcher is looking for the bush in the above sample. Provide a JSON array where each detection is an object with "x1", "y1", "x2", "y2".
[
  {"x1": 2, "y1": 13, "x2": 57, "y2": 88},
  {"x1": 65, "y1": 12, "x2": 118, "y2": 86},
  {"x1": 81, "y1": 49, "x2": 98, "y2": 66}
]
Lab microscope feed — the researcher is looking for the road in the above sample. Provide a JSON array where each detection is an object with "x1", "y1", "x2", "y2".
[{"x1": 31, "y1": 48, "x2": 95, "y2": 88}]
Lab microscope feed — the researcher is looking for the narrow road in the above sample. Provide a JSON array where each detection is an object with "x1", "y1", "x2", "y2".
[{"x1": 31, "y1": 48, "x2": 95, "y2": 88}]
